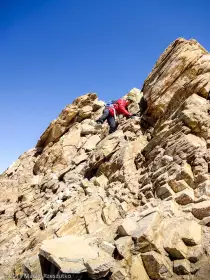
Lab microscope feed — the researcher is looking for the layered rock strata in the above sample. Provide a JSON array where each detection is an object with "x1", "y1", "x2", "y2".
[{"x1": 1, "y1": 38, "x2": 210, "y2": 279}]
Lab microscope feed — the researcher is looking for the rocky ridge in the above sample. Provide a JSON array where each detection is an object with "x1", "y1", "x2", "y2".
[{"x1": 1, "y1": 38, "x2": 210, "y2": 279}]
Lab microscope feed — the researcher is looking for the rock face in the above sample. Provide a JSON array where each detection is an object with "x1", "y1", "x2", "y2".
[{"x1": 1, "y1": 37, "x2": 210, "y2": 280}]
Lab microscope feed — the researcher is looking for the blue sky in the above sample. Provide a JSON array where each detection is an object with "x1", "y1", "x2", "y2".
[{"x1": 0, "y1": 0, "x2": 210, "y2": 173}]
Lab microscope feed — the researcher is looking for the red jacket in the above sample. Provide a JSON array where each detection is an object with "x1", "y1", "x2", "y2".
[{"x1": 108, "y1": 99, "x2": 131, "y2": 117}]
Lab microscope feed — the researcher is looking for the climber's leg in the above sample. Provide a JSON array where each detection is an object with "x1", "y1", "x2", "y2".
[
  {"x1": 107, "y1": 116, "x2": 117, "y2": 133},
  {"x1": 96, "y1": 108, "x2": 109, "y2": 123}
]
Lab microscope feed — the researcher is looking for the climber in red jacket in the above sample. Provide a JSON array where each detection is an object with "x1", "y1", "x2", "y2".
[{"x1": 96, "y1": 97, "x2": 135, "y2": 133}]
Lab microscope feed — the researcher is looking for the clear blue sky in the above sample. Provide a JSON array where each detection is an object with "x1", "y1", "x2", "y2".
[{"x1": 0, "y1": 0, "x2": 210, "y2": 173}]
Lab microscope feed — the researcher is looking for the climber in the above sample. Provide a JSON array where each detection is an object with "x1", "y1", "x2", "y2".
[{"x1": 96, "y1": 97, "x2": 135, "y2": 133}]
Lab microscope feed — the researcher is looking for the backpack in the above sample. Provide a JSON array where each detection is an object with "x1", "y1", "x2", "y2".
[
  {"x1": 105, "y1": 100, "x2": 116, "y2": 107},
  {"x1": 105, "y1": 100, "x2": 117, "y2": 119}
]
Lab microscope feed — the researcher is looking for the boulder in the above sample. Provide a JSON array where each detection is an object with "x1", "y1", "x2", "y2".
[
  {"x1": 79, "y1": 105, "x2": 93, "y2": 119},
  {"x1": 110, "y1": 270, "x2": 126, "y2": 280},
  {"x1": 39, "y1": 235, "x2": 114, "y2": 276},
  {"x1": 199, "y1": 216, "x2": 210, "y2": 227},
  {"x1": 187, "y1": 245, "x2": 203, "y2": 263},
  {"x1": 115, "y1": 236, "x2": 133, "y2": 260},
  {"x1": 192, "y1": 200, "x2": 210, "y2": 220},
  {"x1": 180, "y1": 220, "x2": 202, "y2": 246},
  {"x1": 81, "y1": 123, "x2": 97, "y2": 135},
  {"x1": 132, "y1": 211, "x2": 162, "y2": 253},
  {"x1": 36, "y1": 104, "x2": 78, "y2": 148},
  {"x1": 102, "y1": 203, "x2": 120, "y2": 225},
  {"x1": 110, "y1": 261, "x2": 127, "y2": 280},
  {"x1": 83, "y1": 135, "x2": 101, "y2": 151},
  {"x1": 169, "y1": 180, "x2": 190, "y2": 193},
  {"x1": 194, "y1": 257, "x2": 210, "y2": 280},
  {"x1": 179, "y1": 93, "x2": 210, "y2": 139},
  {"x1": 93, "y1": 174, "x2": 108, "y2": 188},
  {"x1": 92, "y1": 100, "x2": 105, "y2": 111},
  {"x1": 84, "y1": 212, "x2": 107, "y2": 235},
  {"x1": 158, "y1": 200, "x2": 180, "y2": 218},
  {"x1": 86, "y1": 130, "x2": 125, "y2": 175},
  {"x1": 130, "y1": 255, "x2": 149, "y2": 280},
  {"x1": 118, "y1": 219, "x2": 140, "y2": 237},
  {"x1": 141, "y1": 251, "x2": 173, "y2": 280},
  {"x1": 125, "y1": 88, "x2": 143, "y2": 103},
  {"x1": 180, "y1": 162, "x2": 195, "y2": 188},
  {"x1": 85, "y1": 255, "x2": 114, "y2": 277},
  {"x1": 156, "y1": 183, "x2": 175, "y2": 200},
  {"x1": 173, "y1": 259, "x2": 191, "y2": 275},
  {"x1": 34, "y1": 124, "x2": 82, "y2": 174},
  {"x1": 40, "y1": 235, "x2": 97, "y2": 273},
  {"x1": 175, "y1": 188, "x2": 194, "y2": 205},
  {"x1": 73, "y1": 153, "x2": 88, "y2": 165},
  {"x1": 164, "y1": 230, "x2": 188, "y2": 259},
  {"x1": 100, "y1": 241, "x2": 115, "y2": 256},
  {"x1": 55, "y1": 215, "x2": 86, "y2": 237}
]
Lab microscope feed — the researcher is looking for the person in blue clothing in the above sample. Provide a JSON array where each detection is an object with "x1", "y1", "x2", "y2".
[
  {"x1": 96, "y1": 93, "x2": 148, "y2": 133},
  {"x1": 96, "y1": 98, "x2": 135, "y2": 133},
  {"x1": 96, "y1": 100, "x2": 117, "y2": 133}
]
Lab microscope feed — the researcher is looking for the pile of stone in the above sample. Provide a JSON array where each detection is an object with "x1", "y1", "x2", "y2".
[{"x1": 1, "y1": 38, "x2": 210, "y2": 279}]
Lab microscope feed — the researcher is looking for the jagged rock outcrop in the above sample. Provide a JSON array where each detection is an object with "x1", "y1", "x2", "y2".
[
  {"x1": 143, "y1": 38, "x2": 210, "y2": 123},
  {"x1": 1, "y1": 37, "x2": 210, "y2": 280}
]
